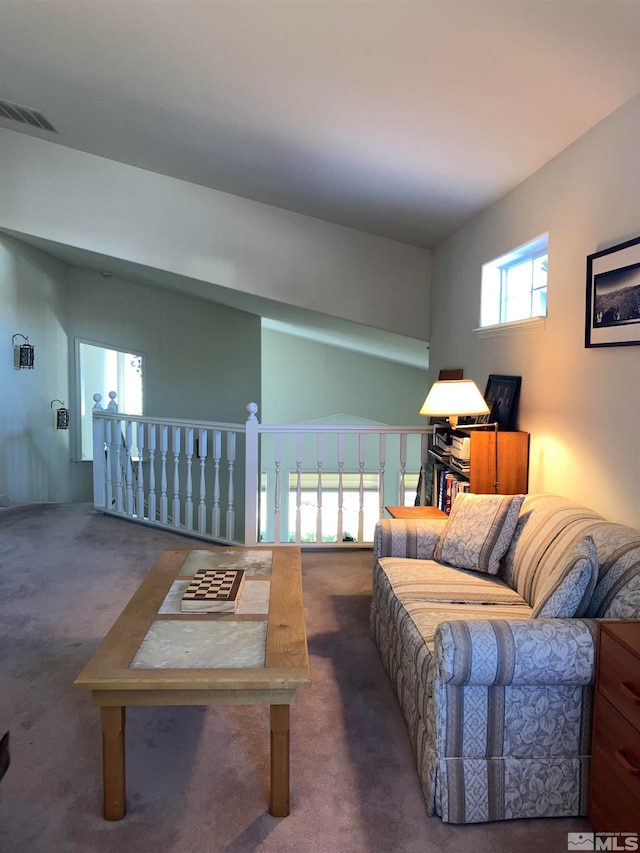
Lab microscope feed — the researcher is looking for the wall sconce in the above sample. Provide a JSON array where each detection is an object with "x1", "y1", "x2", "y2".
[
  {"x1": 12, "y1": 334, "x2": 35, "y2": 369},
  {"x1": 51, "y1": 399, "x2": 69, "y2": 430}
]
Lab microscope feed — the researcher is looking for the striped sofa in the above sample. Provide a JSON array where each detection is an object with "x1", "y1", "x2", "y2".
[{"x1": 369, "y1": 493, "x2": 640, "y2": 824}]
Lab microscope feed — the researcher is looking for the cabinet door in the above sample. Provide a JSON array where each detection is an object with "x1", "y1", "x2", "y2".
[{"x1": 469, "y1": 431, "x2": 529, "y2": 494}]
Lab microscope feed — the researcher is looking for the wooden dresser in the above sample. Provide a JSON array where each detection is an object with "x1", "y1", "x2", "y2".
[{"x1": 589, "y1": 621, "x2": 640, "y2": 834}]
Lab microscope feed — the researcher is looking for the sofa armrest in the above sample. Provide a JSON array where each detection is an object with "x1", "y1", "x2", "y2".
[
  {"x1": 373, "y1": 518, "x2": 447, "y2": 560},
  {"x1": 434, "y1": 618, "x2": 598, "y2": 687}
]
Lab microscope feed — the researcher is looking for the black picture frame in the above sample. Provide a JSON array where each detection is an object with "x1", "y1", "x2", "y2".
[
  {"x1": 585, "y1": 236, "x2": 640, "y2": 348},
  {"x1": 483, "y1": 374, "x2": 521, "y2": 431}
]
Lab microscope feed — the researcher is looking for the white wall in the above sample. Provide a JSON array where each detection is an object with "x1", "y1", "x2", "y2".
[
  {"x1": 0, "y1": 129, "x2": 431, "y2": 342},
  {"x1": 0, "y1": 233, "x2": 262, "y2": 504},
  {"x1": 428, "y1": 95, "x2": 640, "y2": 528},
  {"x1": 64, "y1": 268, "x2": 261, "y2": 426},
  {"x1": 0, "y1": 235, "x2": 73, "y2": 502},
  {"x1": 261, "y1": 328, "x2": 428, "y2": 425}
]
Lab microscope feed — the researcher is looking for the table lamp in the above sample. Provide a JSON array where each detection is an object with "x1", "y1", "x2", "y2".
[
  {"x1": 419, "y1": 379, "x2": 500, "y2": 492},
  {"x1": 419, "y1": 380, "x2": 490, "y2": 429}
]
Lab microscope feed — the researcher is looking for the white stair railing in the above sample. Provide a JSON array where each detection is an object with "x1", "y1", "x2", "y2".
[
  {"x1": 92, "y1": 393, "x2": 245, "y2": 544},
  {"x1": 243, "y1": 405, "x2": 432, "y2": 547},
  {"x1": 93, "y1": 395, "x2": 433, "y2": 547}
]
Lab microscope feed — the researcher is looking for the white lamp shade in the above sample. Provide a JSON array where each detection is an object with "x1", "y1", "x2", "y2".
[{"x1": 419, "y1": 380, "x2": 490, "y2": 419}]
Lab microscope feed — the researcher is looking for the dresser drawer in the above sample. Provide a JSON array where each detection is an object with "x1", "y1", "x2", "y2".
[
  {"x1": 591, "y1": 742, "x2": 640, "y2": 834},
  {"x1": 598, "y1": 631, "x2": 640, "y2": 733},
  {"x1": 591, "y1": 696, "x2": 640, "y2": 833}
]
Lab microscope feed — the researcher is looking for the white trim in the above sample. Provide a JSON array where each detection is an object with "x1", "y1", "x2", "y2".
[
  {"x1": 488, "y1": 234, "x2": 549, "y2": 269},
  {"x1": 474, "y1": 316, "x2": 546, "y2": 339}
]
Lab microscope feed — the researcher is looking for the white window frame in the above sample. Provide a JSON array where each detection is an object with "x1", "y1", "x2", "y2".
[
  {"x1": 478, "y1": 234, "x2": 548, "y2": 335},
  {"x1": 74, "y1": 338, "x2": 144, "y2": 461}
]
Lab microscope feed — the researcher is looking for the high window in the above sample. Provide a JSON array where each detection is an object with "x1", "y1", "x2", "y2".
[{"x1": 480, "y1": 234, "x2": 548, "y2": 328}]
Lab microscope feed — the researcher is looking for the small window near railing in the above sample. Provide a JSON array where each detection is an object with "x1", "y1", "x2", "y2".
[
  {"x1": 480, "y1": 234, "x2": 548, "y2": 329},
  {"x1": 76, "y1": 340, "x2": 144, "y2": 460}
]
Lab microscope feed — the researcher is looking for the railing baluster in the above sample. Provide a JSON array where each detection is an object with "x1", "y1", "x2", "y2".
[
  {"x1": 399, "y1": 433, "x2": 408, "y2": 506},
  {"x1": 160, "y1": 425, "x2": 168, "y2": 524},
  {"x1": 105, "y1": 419, "x2": 113, "y2": 509},
  {"x1": 295, "y1": 434, "x2": 303, "y2": 545},
  {"x1": 172, "y1": 426, "x2": 181, "y2": 528},
  {"x1": 378, "y1": 433, "x2": 387, "y2": 518},
  {"x1": 212, "y1": 430, "x2": 221, "y2": 537},
  {"x1": 273, "y1": 433, "x2": 282, "y2": 544},
  {"x1": 419, "y1": 432, "x2": 429, "y2": 506},
  {"x1": 226, "y1": 431, "x2": 236, "y2": 540},
  {"x1": 337, "y1": 433, "x2": 345, "y2": 543},
  {"x1": 148, "y1": 424, "x2": 156, "y2": 522},
  {"x1": 316, "y1": 433, "x2": 324, "y2": 544},
  {"x1": 358, "y1": 433, "x2": 366, "y2": 543},
  {"x1": 243, "y1": 403, "x2": 260, "y2": 546},
  {"x1": 198, "y1": 429, "x2": 208, "y2": 534},
  {"x1": 137, "y1": 422, "x2": 145, "y2": 519},
  {"x1": 114, "y1": 417, "x2": 123, "y2": 513},
  {"x1": 185, "y1": 428, "x2": 194, "y2": 531},
  {"x1": 125, "y1": 420, "x2": 134, "y2": 516}
]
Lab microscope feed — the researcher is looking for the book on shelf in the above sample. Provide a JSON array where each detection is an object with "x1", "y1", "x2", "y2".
[
  {"x1": 432, "y1": 426, "x2": 453, "y2": 457},
  {"x1": 433, "y1": 465, "x2": 469, "y2": 513}
]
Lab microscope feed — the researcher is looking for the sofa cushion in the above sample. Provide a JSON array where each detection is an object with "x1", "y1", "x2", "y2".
[
  {"x1": 376, "y1": 557, "x2": 529, "y2": 605},
  {"x1": 530, "y1": 536, "x2": 599, "y2": 618},
  {"x1": 398, "y1": 599, "x2": 533, "y2": 655},
  {"x1": 586, "y1": 523, "x2": 640, "y2": 618},
  {"x1": 434, "y1": 493, "x2": 524, "y2": 575},
  {"x1": 435, "y1": 619, "x2": 597, "y2": 687},
  {"x1": 373, "y1": 517, "x2": 447, "y2": 560},
  {"x1": 500, "y1": 494, "x2": 602, "y2": 601}
]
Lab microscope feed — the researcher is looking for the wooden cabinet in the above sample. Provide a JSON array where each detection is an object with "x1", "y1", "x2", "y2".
[
  {"x1": 428, "y1": 429, "x2": 529, "y2": 512},
  {"x1": 468, "y1": 430, "x2": 529, "y2": 494},
  {"x1": 589, "y1": 621, "x2": 640, "y2": 835}
]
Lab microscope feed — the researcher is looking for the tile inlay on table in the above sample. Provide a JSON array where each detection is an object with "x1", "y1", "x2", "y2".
[
  {"x1": 130, "y1": 619, "x2": 268, "y2": 669},
  {"x1": 178, "y1": 549, "x2": 273, "y2": 577}
]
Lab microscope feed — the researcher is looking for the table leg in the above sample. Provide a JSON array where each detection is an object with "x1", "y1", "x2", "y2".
[
  {"x1": 101, "y1": 706, "x2": 126, "y2": 821},
  {"x1": 269, "y1": 704, "x2": 290, "y2": 817}
]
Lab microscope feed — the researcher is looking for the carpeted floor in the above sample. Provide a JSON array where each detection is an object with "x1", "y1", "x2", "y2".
[{"x1": 0, "y1": 503, "x2": 590, "y2": 852}]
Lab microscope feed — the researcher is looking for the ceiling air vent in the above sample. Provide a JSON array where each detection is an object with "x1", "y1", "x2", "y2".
[{"x1": 0, "y1": 99, "x2": 59, "y2": 133}]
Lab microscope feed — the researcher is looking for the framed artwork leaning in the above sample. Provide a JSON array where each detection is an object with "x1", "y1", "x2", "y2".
[
  {"x1": 483, "y1": 374, "x2": 521, "y2": 431},
  {"x1": 585, "y1": 235, "x2": 640, "y2": 348}
]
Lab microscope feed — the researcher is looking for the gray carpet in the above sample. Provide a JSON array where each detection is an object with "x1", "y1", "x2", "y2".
[{"x1": 0, "y1": 503, "x2": 590, "y2": 852}]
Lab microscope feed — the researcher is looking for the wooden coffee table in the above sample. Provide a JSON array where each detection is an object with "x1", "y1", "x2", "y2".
[{"x1": 74, "y1": 546, "x2": 310, "y2": 820}]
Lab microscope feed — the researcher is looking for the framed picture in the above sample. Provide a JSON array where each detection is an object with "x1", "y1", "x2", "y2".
[
  {"x1": 585, "y1": 236, "x2": 640, "y2": 348},
  {"x1": 428, "y1": 367, "x2": 463, "y2": 424},
  {"x1": 483, "y1": 374, "x2": 521, "y2": 431}
]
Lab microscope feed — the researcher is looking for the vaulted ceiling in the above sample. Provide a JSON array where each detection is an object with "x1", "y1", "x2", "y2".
[{"x1": 2, "y1": 0, "x2": 639, "y2": 251}]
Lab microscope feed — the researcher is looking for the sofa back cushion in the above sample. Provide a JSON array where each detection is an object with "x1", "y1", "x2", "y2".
[
  {"x1": 530, "y1": 535, "x2": 599, "y2": 618},
  {"x1": 585, "y1": 522, "x2": 640, "y2": 619},
  {"x1": 500, "y1": 494, "x2": 603, "y2": 608},
  {"x1": 434, "y1": 493, "x2": 524, "y2": 575}
]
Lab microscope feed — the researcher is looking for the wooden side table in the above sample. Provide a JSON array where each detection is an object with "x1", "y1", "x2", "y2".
[
  {"x1": 589, "y1": 620, "x2": 640, "y2": 834},
  {"x1": 385, "y1": 506, "x2": 447, "y2": 519}
]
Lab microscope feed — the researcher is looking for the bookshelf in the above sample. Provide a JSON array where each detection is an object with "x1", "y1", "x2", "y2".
[{"x1": 428, "y1": 428, "x2": 529, "y2": 513}]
